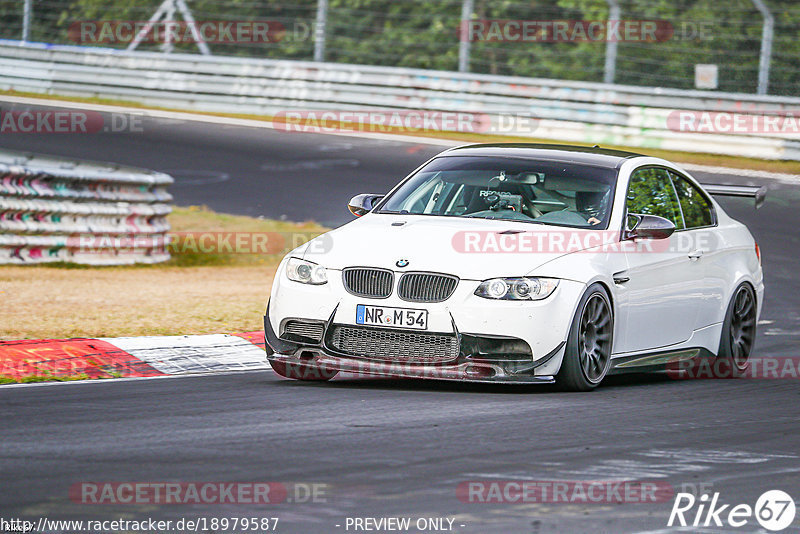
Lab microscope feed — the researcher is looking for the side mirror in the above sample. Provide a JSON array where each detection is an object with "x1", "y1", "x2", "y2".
[
  {"x1": 625, "y1": 213, "x2": 676, "y2": 240},
  {"x1": 348, "y1": 194, "x2": 384, "y2": 217}
]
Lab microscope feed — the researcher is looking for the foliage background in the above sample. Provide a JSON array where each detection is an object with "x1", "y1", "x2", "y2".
[{"x1": 0, "y1": 0, "x2": 797, "y2": 95}]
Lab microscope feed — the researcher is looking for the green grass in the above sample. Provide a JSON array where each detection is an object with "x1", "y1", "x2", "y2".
[
  {"x1": 0, "y1": 372, "x2": 93, "y2": 384},
  {"x1": 164, "y1": 205, "x2": 328, "y2": 267},
  {"x1": 46, "y1": 205, "x2": 329, "y2": 269}
]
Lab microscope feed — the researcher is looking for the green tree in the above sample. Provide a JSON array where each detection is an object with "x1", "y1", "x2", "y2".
[{"x1": 2, "y1": 0, "x2": 797, "y2": 95}]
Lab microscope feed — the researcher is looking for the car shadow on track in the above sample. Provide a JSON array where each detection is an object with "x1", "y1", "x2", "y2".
[{"x1": 267, "y1": 371, "x2": 680, "y2": 394}]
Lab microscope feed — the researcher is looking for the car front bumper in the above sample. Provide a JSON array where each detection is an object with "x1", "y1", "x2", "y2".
[
  {"x1": 264, "y1": 264, "x2": 587, "y2": 383},
  {"x1": 264, "y1": 299, "x2": 575, "y2": 384}
]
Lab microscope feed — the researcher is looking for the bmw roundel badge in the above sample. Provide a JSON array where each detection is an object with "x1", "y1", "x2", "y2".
[{"x1": 396, "y1": 259, "x2": 409, "y2": 268}]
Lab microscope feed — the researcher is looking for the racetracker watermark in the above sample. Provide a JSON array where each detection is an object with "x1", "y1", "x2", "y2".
[
  {"x1": 166, "y1": 231, "x2": 331, "y2": 255},
  {"x1": 0, "y1": 358, "x2": 117, "y2": 378},
  {"x1": 68, "y1": 20, "x2": 287, "y2": 44},
  {"x1": 69, "y1": 482, "x2": 327, "y2": 505},
  {"x1": 451, "y1": 230, "x2": 720, "y2": 254},
  {"x1": 0, "y1": 110, "x2": 143, "y2": 134},
  {"x1": 460, "y1": 19, "x2": 678, "y2": 43},
  {"x1": 667, "y1": 110, "x2": 800, "y2": 135},
  {"x1": 274, "y1": 359, "x2": 513, "y2": 381},
  {"x1": 70, "y1": 232, "x2": 331, "y2": 255},
  {"x1": 667, "y1": 357, "x2": 800, "y2": 380},
  {"x1": 456, "y1": 480, "x2": 673, "y2": 503},
  {"x1": 273, "y1": 110, "x2": 539, "y2": 135}
]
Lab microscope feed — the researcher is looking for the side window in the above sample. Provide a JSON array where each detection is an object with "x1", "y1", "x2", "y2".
[
  {"x1": 626, "y1": 167, "x2": 685, "y2": 230},
  {"x1": 669, "y1": 172, "x2": 714, "y2": 229}
]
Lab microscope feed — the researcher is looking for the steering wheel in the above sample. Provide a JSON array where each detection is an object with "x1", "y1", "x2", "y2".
[{"x1": 483, "y1": 193, "x2": 502, "y2": 209}]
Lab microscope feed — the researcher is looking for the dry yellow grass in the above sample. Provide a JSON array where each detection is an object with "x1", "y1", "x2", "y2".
[
  {"x1": 0, "y1": 265, "x2": 274, "y2": 339},
  {"x1": 0, "y1": 206, "x2": 327, "y2": 340},
  {"x1": 166, "y1": 205, "x2": 326, "y2": 267}
]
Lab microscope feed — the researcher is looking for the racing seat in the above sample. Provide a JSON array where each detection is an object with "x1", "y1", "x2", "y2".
[{"x1": 575, "y1": 191, "x2": 607, "y2": 221}]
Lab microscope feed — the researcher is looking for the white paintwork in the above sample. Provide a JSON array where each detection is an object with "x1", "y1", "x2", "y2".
[{"x1": 268, "y1": 151, "x2": 764, "y2": 379}]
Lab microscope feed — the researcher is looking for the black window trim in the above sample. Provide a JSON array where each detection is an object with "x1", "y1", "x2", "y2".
[
  {"x1": 665, "y1": 168, "x2": 719, "y2": 230},
  {"x1": 621, "y1": 165, "x2": 719, "y2": 239}
]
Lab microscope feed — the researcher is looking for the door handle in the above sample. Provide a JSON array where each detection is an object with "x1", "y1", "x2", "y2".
[
  {"x1": 613, "y1": 272, "x2": 630, "y2": 284},
  {"x1": 688, "y1": 249, "x2": 704, "y2": 260}
]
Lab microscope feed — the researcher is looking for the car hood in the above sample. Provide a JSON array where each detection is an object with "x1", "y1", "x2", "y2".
[{"x1": 300, "y1": 214, "x2": 602, "y2": 280}]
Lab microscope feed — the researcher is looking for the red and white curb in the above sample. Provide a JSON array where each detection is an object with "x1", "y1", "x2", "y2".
[{"x1": 0, "y1": 332, "x2": 270, "y2": 382}]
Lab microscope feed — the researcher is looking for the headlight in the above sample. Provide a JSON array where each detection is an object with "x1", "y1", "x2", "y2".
[
  {"x1": 475, "y1": 277, "x2": 558, "y2": 301},
  {"x1": 286, "y1": 257, "x2": 328, "y2": 285}
]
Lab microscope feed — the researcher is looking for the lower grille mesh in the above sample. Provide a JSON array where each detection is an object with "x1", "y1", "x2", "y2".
[
  {"x1": 329, "y1": 325, "x2": 459, "y2": 363},
  {"x1": 281, "y1": 320, "x2": 324, "y2": 343}
]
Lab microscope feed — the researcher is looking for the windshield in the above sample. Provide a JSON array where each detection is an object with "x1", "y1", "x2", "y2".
[{"x1": 378, "y1": 155, "x2": 618, "y2": 229}]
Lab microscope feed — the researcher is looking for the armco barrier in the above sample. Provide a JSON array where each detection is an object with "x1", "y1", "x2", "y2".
[
  {"x1": 1, "y1": 41, "x2": 800, "y2": 160},
  {"x1": 0, "y1": 149, "x2": 173, "y2": 265}
]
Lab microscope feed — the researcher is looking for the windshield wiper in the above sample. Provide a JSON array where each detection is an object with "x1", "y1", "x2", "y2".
[{"x1": 470, "y1": 215, "x2": 545, "y2": 224}]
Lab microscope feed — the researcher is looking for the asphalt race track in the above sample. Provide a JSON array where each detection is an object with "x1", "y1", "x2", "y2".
[
  {"x1": 0, "y1": 100, "x2": 444, "y2": 227},
  {"x1": 2, "y1": 100, "x2": 800, "y2": 533}
]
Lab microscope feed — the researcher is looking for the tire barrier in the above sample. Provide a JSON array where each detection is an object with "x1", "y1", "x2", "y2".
[
  {"x1": 0, "y1": 149, "x2": 173, "y2": 265},
  {"x1": 1, "y1": 40, "x2": 799, "y2": 159}
]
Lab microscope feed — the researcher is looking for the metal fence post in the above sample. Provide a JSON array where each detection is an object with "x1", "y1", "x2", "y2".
[
  {"x1": 458, "y1": 0, "x2": 474, "y2": 72},
  {"x1": 603, "y1": 0, "x2": 620, "y2": 84},
  {"x1": 314, "y1": 0, "x2": 328, "y2": 62},
  {"x1": 22, "y1": 0, "x2": 33, "y2": 42},
  {"x1": 176, "y1": 0, "x2": 211, "y2": 55},
  {"x1": 751, "y1": 0, "x2": 774, "y2": 95},
  {"x1": 128, "y1": 0, "x2": 210, "y2": 55}
]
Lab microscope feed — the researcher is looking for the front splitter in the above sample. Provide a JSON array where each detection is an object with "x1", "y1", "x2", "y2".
[{"x1": 268, "y1": 352, "x2": 555, "y2": 384}]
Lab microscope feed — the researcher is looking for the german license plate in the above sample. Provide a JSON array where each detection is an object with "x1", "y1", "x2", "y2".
[{"x1": 356, "y1": 304, "x2": 428, "y2": 330}]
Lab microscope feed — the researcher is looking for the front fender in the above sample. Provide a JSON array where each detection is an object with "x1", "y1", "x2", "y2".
[{"x1": 529, "y1": 249, "x2": 624, "y2": 363}]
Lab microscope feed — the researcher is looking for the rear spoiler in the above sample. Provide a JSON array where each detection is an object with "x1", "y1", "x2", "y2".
[{"x1": 701, "y1": 184, "x2": 767, "y2": 209}]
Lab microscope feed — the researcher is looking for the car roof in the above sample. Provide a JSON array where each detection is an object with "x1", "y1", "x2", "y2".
[{"x1": 439, "y1": 143, "x2": 644, "y2": 169}]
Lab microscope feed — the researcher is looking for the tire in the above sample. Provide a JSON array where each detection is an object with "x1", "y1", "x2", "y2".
[
  {"x1": 556, "y1": 283, "x2": 614, "y2": 391},
  {"x1": 269, "y1": 359, "x2": 338, "y2": 381},
  {"x1": 715, "y1": 283, "x2": 757, "y2": 378}
]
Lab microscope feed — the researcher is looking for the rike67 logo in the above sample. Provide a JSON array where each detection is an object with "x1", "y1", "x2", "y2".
[{"x1": 668, "y1": 490, "x2": 796, "y2": 531}]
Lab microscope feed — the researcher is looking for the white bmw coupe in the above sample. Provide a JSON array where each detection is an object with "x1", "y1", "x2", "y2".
[{"x1": 264, "y1": 144, "x2": 764, "y2": 390}]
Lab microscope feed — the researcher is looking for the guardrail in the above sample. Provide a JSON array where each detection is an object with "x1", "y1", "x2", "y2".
[
  {"x1": 1, "y1": 41, "x2": 799, "y2": 160},
  {"x1": 0, "y1": 149, "x2": 173, "y2": 265}
]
